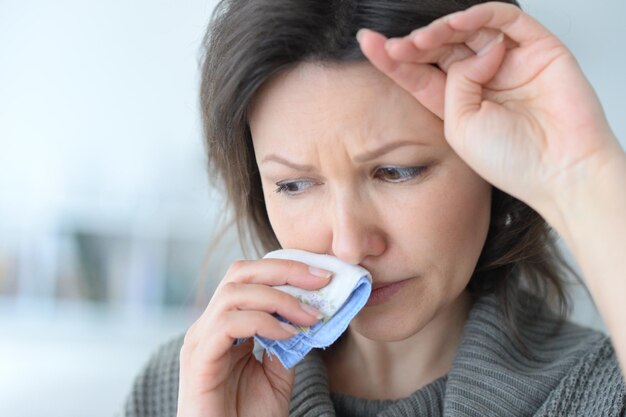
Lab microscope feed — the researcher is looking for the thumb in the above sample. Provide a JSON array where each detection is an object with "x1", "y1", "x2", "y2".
[
  {"x1": 262, "y1": 350, "x2": 295, "y2": 400},
  {"x1": 444, "y1": 33, "x2": 506, "y2": 142}
]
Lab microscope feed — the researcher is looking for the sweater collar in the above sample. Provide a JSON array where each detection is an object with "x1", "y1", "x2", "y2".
[
  {"x1": 289, "y1": 291, "x2": 603, "y2": 417},
  {"x1": 442, "y1": 292, "x2": 566, "y2": 416}
]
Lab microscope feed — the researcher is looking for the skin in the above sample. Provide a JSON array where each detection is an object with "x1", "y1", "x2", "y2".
[
  {"x1": 248, "y1": 62, "x2": 492, "y2": 399},
  {"x1": 177, "y1": 3, "x2": 626, "y2": 416},
  {"x1": 359, "y1": 0, "x2": 626, "y2": 389}
]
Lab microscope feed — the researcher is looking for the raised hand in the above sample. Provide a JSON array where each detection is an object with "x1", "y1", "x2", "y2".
[{"x1": 357, "y1": 1, "x2": 623, "y2": 217}]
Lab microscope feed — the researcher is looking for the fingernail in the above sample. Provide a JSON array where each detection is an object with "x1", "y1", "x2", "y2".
[
  {"x1": 279, "y1": 322, "x2": 299, "y2": 335},
  {"x1": 300, "y1": 302, "x2": 324, "y2": 320},
  {"x1": 477, "y1": 32, "x2": 504, "y2": 57},
  {"x1": 308, "y1": 266, "x2": 333, "y2": 280},
  {"x1": 356, "y1": 28, "x2": 369, "y2": 43}
]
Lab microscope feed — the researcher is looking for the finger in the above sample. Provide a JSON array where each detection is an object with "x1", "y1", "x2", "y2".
[
  {"x1": 221, "y1": 310, "x2": 300, "y2": 341},
  {"x1": 409, "y1": 17, "x2": 517, "y2": 52},
  {"x1": 463, "y1": 28, "x2": 518, "y2": 53},
  {"x1": 221, "y1": 258, "x2": 333, "y2": 291},
  {"x1": 194, "y1": 310, "x2": 300, "y2": 363},
  {"x1": 446, "y1": 2, "x2": 554, "y2": 45},
  {"x1": 358, "y1": 29, "x2": 445, "y2": 119},
  {"x1": 385, "y1": 37, "x2": 475, "y2": 73},
  {"x1": 444, "y1": 33, "x2": 507, "y2": 142},
  {"x1": 218, "y1": 282, "x2": 324, "y2": 325},
  {"x1": 198, "y1": 281, "x2": 323, "y2": 350}
]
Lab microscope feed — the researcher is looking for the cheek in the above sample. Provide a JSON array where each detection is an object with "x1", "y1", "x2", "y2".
[
  {"x1": 263, "y1": 163, "x2": 492, "y2": 260},
  {"x1": 263, "y1": 187, "x2": 328, "y2": 251},
  {"x1": 399, "y1": 163, "x2": 491, "y2": 277}
]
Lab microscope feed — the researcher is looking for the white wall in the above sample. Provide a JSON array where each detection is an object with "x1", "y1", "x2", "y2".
[
  {"x1": 1, "y1": 1, "x2": 226, "y2": 416},
  {"x1": 0, "y1": 0, "x2": 624, "y2": 416}
]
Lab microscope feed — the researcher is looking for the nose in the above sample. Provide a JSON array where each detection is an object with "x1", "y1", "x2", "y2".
[{"x1": 329, "y1": 193, "x2": 386, "y2": 265}]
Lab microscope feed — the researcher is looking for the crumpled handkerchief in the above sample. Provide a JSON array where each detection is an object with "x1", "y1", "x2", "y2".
[{"x1": 234, "y1": 249, "x2": 372, "y2": 369}]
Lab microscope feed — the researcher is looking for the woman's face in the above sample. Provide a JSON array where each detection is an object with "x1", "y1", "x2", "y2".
[{"x1": 248, "y1": 62, "x2": 492, "y2": 341}]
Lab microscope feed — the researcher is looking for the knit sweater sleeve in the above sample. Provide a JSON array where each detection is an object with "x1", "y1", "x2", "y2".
[{"x1": 122, "y1": 334, "x2": 185, "y2": 417}]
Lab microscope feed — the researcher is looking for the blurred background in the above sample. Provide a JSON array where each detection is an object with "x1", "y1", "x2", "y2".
[{"x1": 0, "y1": 0, "x2": 624, "y2": 416}]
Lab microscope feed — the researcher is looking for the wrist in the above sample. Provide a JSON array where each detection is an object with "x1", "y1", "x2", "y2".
[
  {"x1": 546, "y1": 144, "x2": 626, "y2": 234},
  {"x1": 547, "y1": 143, "x2": 626, "y2": 260}
]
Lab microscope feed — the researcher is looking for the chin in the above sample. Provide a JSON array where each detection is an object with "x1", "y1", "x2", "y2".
[{"x1": 348, "y1": 300, "x2": 433, "y2": 342}]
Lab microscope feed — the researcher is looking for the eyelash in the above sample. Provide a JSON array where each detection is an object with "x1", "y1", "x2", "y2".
[{"x1": 274, "y1": 166, "x2": 427, "y2": 196}]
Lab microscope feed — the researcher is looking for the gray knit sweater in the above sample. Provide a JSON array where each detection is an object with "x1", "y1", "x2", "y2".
[{"x1": 122, "y1": 292, "x2": 626, "y2": 416}]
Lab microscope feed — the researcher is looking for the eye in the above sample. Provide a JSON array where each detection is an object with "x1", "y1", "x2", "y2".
[
  {"x1": 274, "y1": 179, "x2": 317, "y2": 196},
  {"x1": 274, "y1": 166, "x2": 426, "y2": 196},
  {"x1": 374, "y1": 166, "x2": 426, "y2": 183}
]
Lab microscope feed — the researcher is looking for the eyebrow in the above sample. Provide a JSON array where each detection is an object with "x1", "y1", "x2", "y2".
[
  {"x1": 260, "y1": 154, "x2": 316, "y2": 172},
  {"x1": 260, "y1": 140, "x2": 429, "y2": 171},
  {"x1": 353, "y1": 140, "x2": 428, "y2": 163}
]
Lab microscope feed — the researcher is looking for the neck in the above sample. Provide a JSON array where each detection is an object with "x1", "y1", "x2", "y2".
[{"x1": 323, "y1": 290, "x2": 474, "y2": 400}]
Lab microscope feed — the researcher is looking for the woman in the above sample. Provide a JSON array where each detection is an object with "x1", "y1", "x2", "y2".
[{"x1": 123, "y1": 0, "x2": 626, "y2": 416}]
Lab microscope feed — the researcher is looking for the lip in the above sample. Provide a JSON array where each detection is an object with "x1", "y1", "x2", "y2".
[
  {"x1": 366, "y1": 278, "x2": 412, "y2": 307},
  {"x1": 372, "y1": 281, "x2": 398, "y2": 290}
]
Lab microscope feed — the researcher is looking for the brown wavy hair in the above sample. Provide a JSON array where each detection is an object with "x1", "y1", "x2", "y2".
[{"x1": 198, "y1": 0, "x2": 587, "y2": 350}]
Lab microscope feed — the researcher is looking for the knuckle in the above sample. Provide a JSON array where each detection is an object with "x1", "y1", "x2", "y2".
[
  {"x1": 274, "y1": 293, "x2": 307, "y2": 320},
  {"x1": 226, "y1": 259, "x2": 248, "y2": 277},
  {"x1": 283, "y1": 259, "x2": 305, "y2": 276},
  {"x1": 223, "y1": 314, "x2": 250, "y2": 339},
  {"x1": 179, "y1": 338, "x2": 193, "y2": 359},
  {"x1": 281, "y1": 292, "x2": 302, "y2": 310},
  {"x1": 178, "y1": 348, "x2": 188, "y2": 367},
  {"x1": 262, "y1": 314, "x2": 280, "y2": 331},
  {"x1": 212, "y1": 313, "x2": 229, "y2": 335},
  {"x1": 255, "y1": 315, "x2": 272, "y2": 334},
  {"x1": 220, "y1": 281, "x2": 241, "y2": 296},
  {"x1": 267, "y1": 291, "x2": 293, "y2": 313},
  {"x1": 183, "y1": 321, "x2": 200, "y2": 345},
  {"x1": 243, "y1": 323, "x2": 258, "y2": 339}
]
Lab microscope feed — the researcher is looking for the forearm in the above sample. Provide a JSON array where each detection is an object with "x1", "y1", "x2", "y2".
[{"x1": 547, "y1": 147, "x2": 626, "y2": 373}]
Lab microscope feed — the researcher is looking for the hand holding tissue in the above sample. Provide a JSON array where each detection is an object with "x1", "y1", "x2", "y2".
[{"x1": 235, "y1": 249, "x2": 372, "y2": 369}]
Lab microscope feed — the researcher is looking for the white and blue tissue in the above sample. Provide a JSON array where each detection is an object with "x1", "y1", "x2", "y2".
[{"x1": 234, "y1": 249, "x2": 372, "y2": 369}]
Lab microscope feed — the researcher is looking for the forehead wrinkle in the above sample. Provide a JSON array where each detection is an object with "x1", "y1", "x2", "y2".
[{"x1": 250, "y1": 62, "x2": 443, "y2": 170}]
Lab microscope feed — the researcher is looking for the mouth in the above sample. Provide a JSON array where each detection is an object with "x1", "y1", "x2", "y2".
[
  {"x1": 372, "y1": 278, "x2": 411, "y2": 291},
  {"x1": 366, "y1": 277, "x2": 413, "y2": 307},
  {"x1": 372, "y1": 281, "x2": 400, "y2": 290}
]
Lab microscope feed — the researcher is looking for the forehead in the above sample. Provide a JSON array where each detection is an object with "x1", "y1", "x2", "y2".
[{"x1": 248, "y1": 61, "x2": 442, "y2": 148}]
